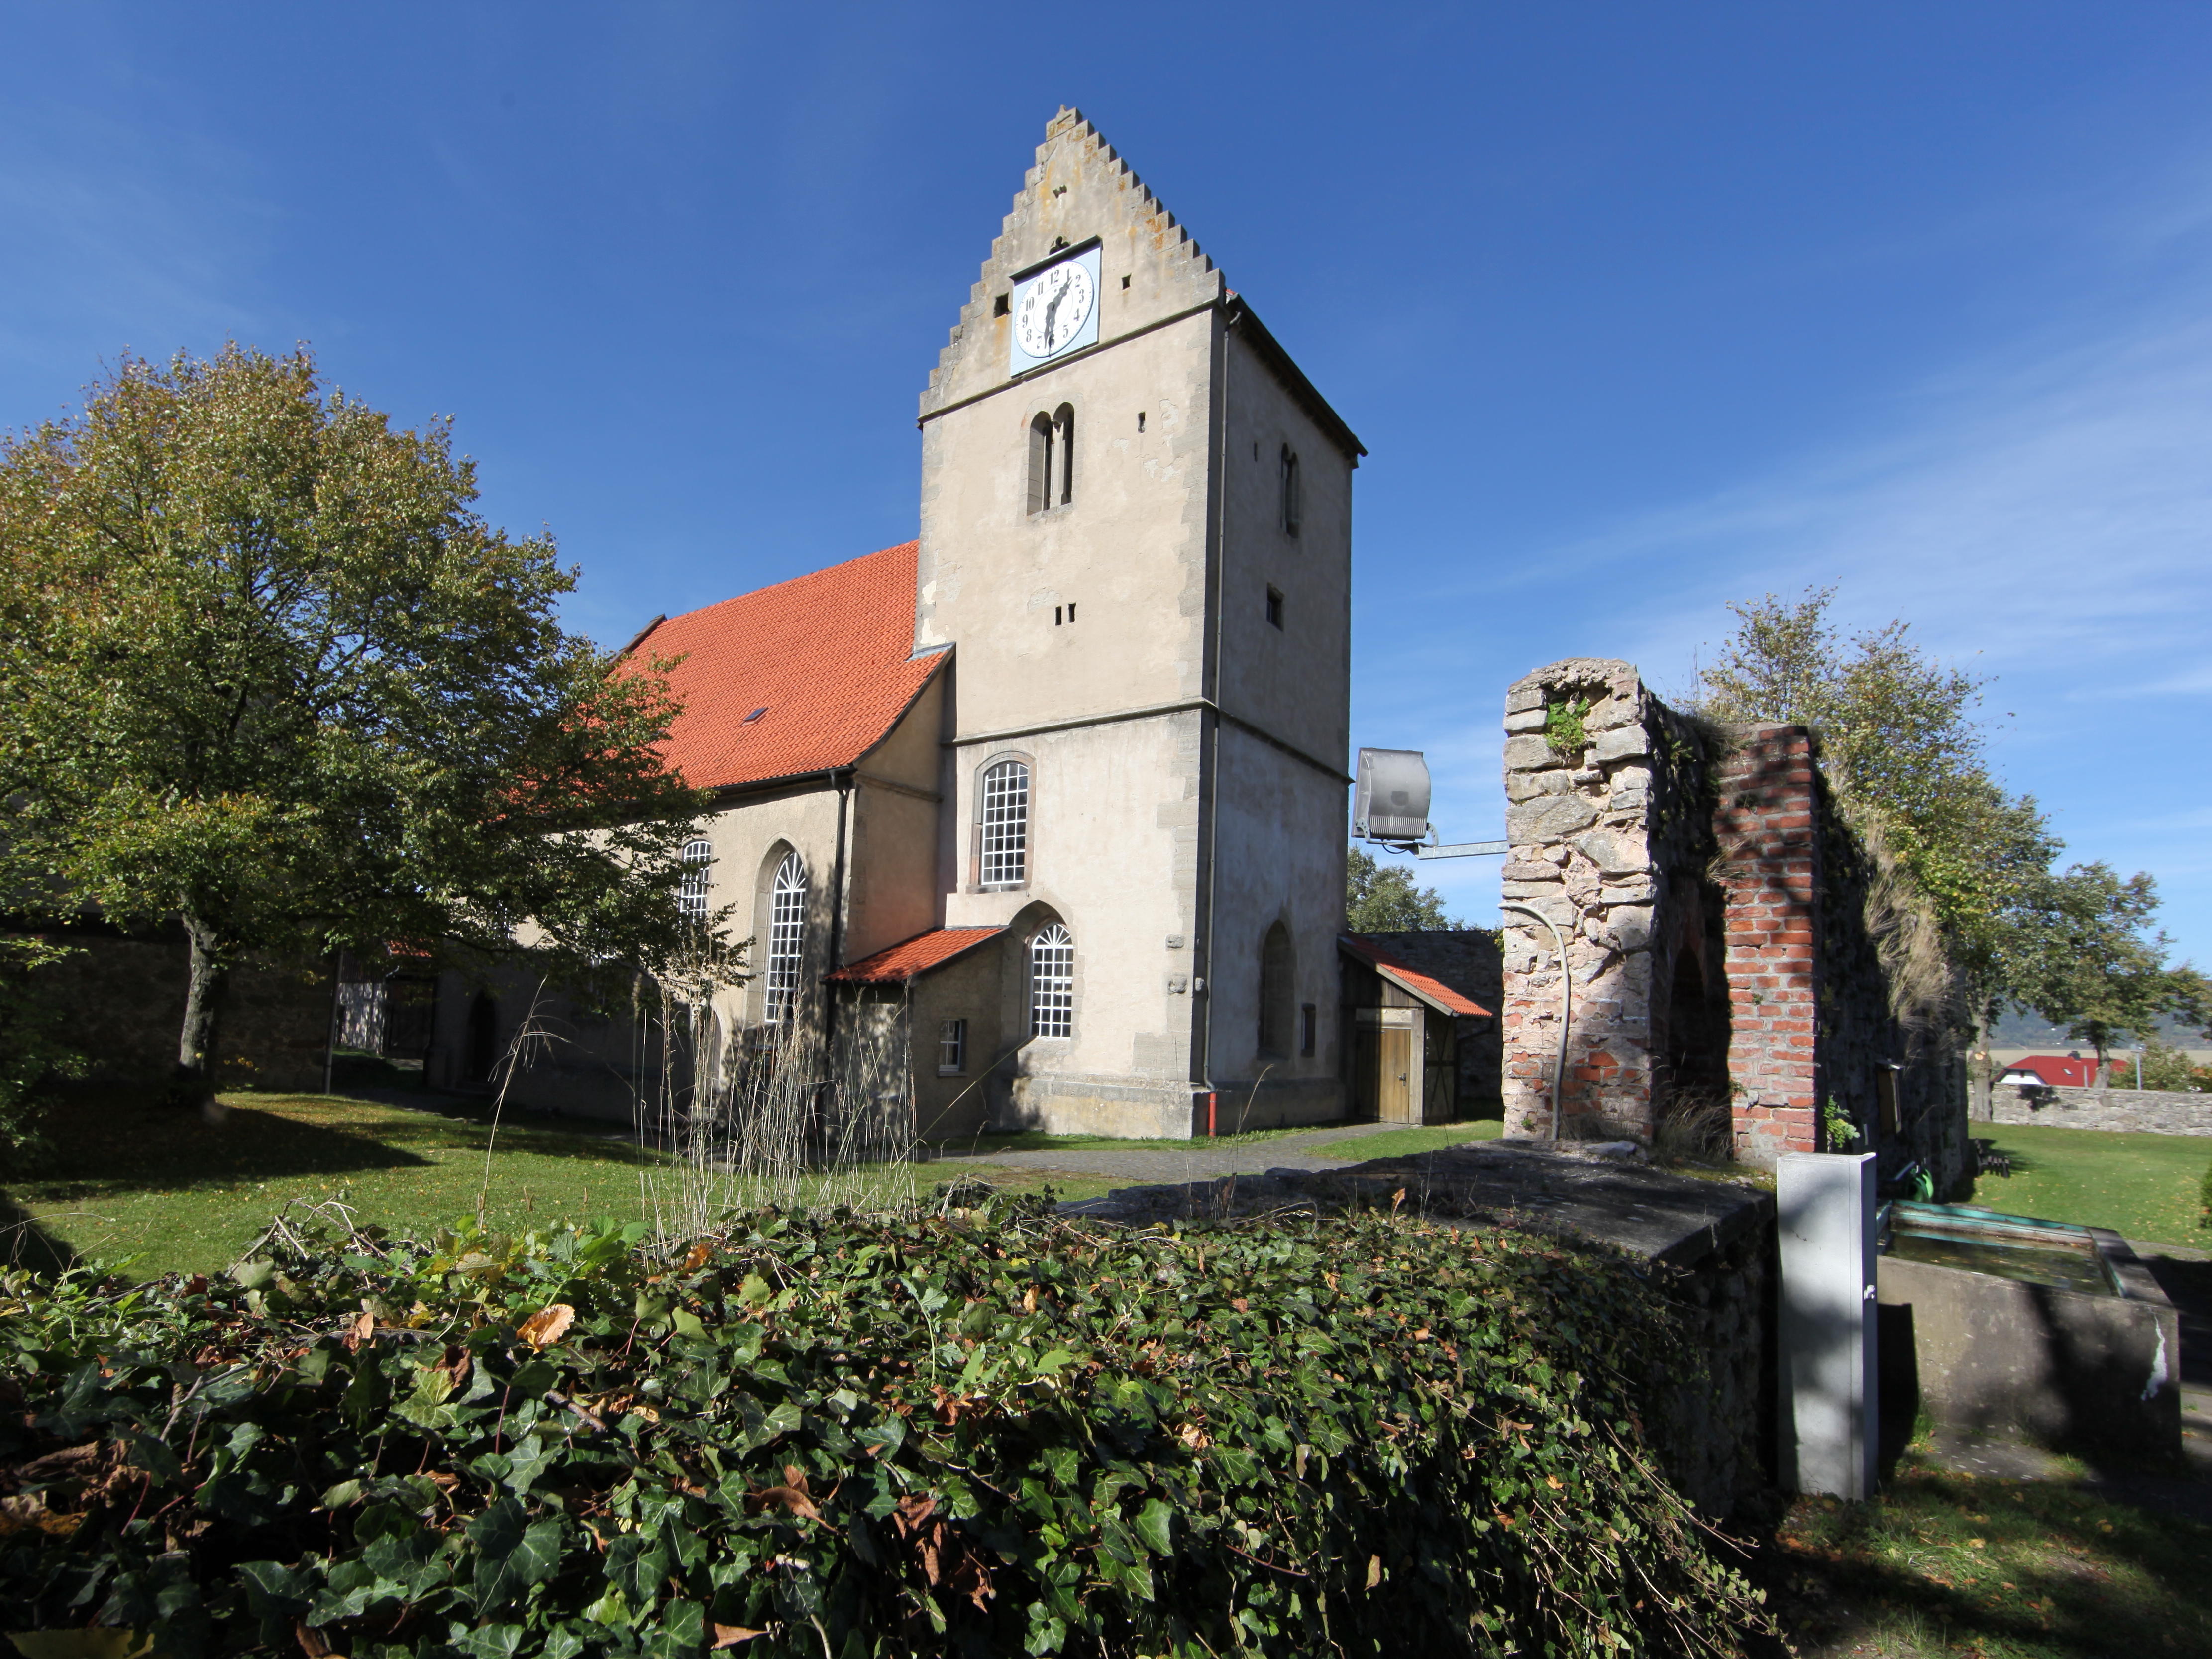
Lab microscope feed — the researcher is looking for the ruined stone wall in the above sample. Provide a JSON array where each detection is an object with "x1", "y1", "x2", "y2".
[
  {"x1": 1498, "y1": 659, "x2": 1969, "y2": 1187},
  {"x1": 1991, "y1": 1083, "x2": 2212, "y2": 1136}
]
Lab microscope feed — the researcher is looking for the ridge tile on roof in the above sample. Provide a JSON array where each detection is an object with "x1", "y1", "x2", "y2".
[{"x1": 629, "y1": 541, "x2": 943, "y2": 792}]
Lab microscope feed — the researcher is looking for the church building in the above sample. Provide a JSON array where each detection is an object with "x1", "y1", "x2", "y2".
[{"x1": 427, "y1": 109, "x2": 1365, "y2": 1140}]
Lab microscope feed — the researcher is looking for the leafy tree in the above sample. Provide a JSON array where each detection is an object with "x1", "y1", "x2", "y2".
[
  {"x1": 0, "y1": 937, "x2": 80, "y2": 1172},
  {"x1": 1347, "y1": 847, "x2": 1458, "y2": 932},
  {"x1": 1695, "y1": 588, "x2": 2067, "y2": 1095},
  {"x1": 2002, "y1": 862, "x2": 2209, "y2": 1078},
  {"x1": 0, "y1": 345, "x2": 714, "y2": 1107},
  {"x1": 2130, "y1": 1034, "x2": 2198, "y2": 1092}
]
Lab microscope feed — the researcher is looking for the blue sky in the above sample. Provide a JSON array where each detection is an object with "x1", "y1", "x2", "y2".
[{"x1": 5, "y1": 4, "x2": 2210, "y2": 961}]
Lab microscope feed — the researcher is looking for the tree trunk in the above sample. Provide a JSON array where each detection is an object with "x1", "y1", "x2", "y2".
[
  {"x1": 171, "y1": 915, "x2": 231, "y2": 1108},
  {"x1": 1967, "y1": 993, "x2": 1994, "y2": 1123}
]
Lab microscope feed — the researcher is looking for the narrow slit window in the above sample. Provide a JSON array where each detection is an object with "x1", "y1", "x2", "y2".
[
  {"x1": 765, "y1": 851, "x2": 807, "y2": 1028},
  {"x1": 1027, "y1": 413, "x2": 1054, "y2": 516},
  {"x1": 1265, "y1": 586, "x2": 1284, "y2": 629},
  {"x1": 678, "y1": 838, "x2": 713, "y2": 923},
  {"x1": 937, "y1": 1018, "x2": 967, "y2": 1075},
  {"x1": 1030, "y1": 924, "x2": 1074, "y2": 1038},
  {"x1": 1259, "y1": 922, "x2": 1293, "y2": 1055},
  {"x1": 979, "y1": 758, "x2": 1030, "y2": 887},
  {"x1": 1301, "y1": 1003, "x2": 1317, "y2": 1057},
  {"x1": 1281, "y1": 445, "x2": 1302, "y2": 537},
  {"x1": 1053, "y1": 404, "x2": 1075, "y2": 505}
]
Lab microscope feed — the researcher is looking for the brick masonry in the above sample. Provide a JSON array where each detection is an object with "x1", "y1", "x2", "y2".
[
  {"x1": 1497, "y1": 658, "x2": 1970, "y2": 1189},
  {"x1": 1989, "y1": 1084, "x2": 2212, "y2": 1137}
]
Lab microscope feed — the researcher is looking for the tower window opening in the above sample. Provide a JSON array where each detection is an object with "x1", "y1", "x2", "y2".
[
  {"x1": 1281, "y1": 445, "x2": 1302, "y2": 537},
  {"x1": 994, "y1": 293, "x2": 1010, "y2": 316},
  {"x1": 1259, "y1": 922, "x2": 1293, "y2": 1056},
  {"x1": 1301, "y1": 1003, "x2": 1318, "y2": 1057},
  {"x1": 1030, "y1": 924, "x2": 1075, "y2": 1038},
  {"x1": 765, "y1": 851, "x2": 807, "y2": 1028},
  {"x1": 1027, "y1": 413, "x2": 1054, "y2": 516},
  {"x1": 1053, "y1": 404, "x2": 1075, "y2": 505},
  {"x1": 1265, "y1": 586, "x2": 1284, "y2": 629},
  {"x1": 1137, "y1": 410, "x2": 1145, "y2": 432},
  {"x1": 979, "y1": 757, "x2": 1030, "y2": 887}
]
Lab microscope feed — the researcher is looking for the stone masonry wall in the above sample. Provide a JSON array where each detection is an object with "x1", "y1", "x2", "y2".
[
  {"x1": 1991, "y1": 1084, "x2": 2212, "y2": 1137},
  {"x1": 1498, "y1": 658, "x2": 1970, "y2": 1188}
]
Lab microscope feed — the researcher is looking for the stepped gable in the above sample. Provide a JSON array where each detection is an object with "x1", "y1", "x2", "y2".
[
  {"x1": 919, "y1": 107, "x2": 1226, "y2": 417},
  {"x1": 623, "y1": 542, "x2": 944, "y2": 792}
]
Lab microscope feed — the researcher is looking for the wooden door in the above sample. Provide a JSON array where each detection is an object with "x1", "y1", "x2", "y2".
[{"x1": 1375, "y1": 1024, "x2": 1414, "y2": 1123}]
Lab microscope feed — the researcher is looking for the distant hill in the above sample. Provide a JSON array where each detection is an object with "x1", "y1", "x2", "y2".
[{"x1": 1989, "y1": 1008, "x2": 2208, "y2": 1047}]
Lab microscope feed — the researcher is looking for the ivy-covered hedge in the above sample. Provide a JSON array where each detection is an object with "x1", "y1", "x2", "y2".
[{"x1": 0, "y1": 1195, "x2": 1770, "y2": 1657}]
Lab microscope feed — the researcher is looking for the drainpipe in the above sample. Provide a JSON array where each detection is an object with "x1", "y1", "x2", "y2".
[{"x1": 1500, "y1": 902, "x2": 1570, "y2": 1144}]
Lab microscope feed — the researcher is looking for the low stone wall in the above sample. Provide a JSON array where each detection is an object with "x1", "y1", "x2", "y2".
[{"x1": 1990, "y1": 1084, "x2": 2212, "y2": 1137}]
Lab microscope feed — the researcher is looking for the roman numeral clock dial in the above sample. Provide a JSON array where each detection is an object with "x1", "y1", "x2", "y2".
[{"x1": 1007, "y1": 245, "x2": 1102, "y2": 374}]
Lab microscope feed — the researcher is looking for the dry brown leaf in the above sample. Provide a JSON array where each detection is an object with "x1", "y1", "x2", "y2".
[
  {"x1": 345, "y1": 1309, "x2": 375, "y2": 1352},
  {"x1": 1366, "y1": 1554, "x2": 1382, "y2": 1589},
  {"x1": 682, "y1": 1239, "x2": 715, "y2": 1273},
  {"x1": 295, "y1": 1621, "x2": 332, "y2": 1659},
  {"x1": 710, "y1": 1626, "x2": 768, "y2": 1649},
  {"x1": 745, "y1": 1485, "x2": 821, "y2": 1522},
  {"x1": 517, "y1": 1303, "x2": 576, "y2": 1350}
]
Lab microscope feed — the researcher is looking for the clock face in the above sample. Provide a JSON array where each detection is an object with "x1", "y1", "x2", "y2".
[{"x1": 1014, "y1": 258, "x2": 1096, "y2": 360}]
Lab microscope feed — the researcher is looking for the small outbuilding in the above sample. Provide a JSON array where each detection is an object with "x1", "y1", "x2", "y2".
[{"x1": 1337, "y1": 933, "x2": 1495, "y2": 1124}]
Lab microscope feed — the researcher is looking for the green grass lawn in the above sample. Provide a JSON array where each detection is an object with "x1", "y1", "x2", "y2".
[
  {"x1": 928, "y1": 1122, "x2": 1332, "y2": 1156},
  {"x1": 3, "y1": 1089, "x2": 1120, "y2": 1280},
  {"x1": 1761, "y1": 1456, "x2": 2212, "y2": 1658},
  {"x1": 1972, "y1": 1121, "x2": 2212, "y2": 1248},
  {"x1": 1307, "y1": 1120, "x2": 1507, "y2": 1159}
]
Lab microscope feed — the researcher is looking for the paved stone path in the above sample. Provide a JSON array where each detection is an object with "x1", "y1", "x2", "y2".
[{"x1": 933, "y1": 1120, "x2": 1440, "y2": 1185}]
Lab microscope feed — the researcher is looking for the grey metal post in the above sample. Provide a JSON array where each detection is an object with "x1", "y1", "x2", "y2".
[{"x1": 1777, "y1": 1151, "x2": 1879, "y2": 1498}]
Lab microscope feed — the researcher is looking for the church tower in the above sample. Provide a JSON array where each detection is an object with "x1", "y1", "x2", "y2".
[{"x1": 917, "y1": 109, "x2": 1364, "y2": 1135}]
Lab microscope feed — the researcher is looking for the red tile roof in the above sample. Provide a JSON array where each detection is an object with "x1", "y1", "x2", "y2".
[
  {"x1": 827, "y1": 927, "x2": 1006, "y2": 985},
  {"x1": 626, "y1": 542, "x2": 944, "y2": 792},
  {"x1": 1338, "y1": 934, "x2": 1494, "y2": 1019},
  {"x1": 1999, "y1": 1054, "x2": 2101, "y2": 1088}
]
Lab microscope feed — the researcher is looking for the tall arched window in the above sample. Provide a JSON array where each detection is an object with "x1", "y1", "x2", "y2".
[
  {"x1": 979, "y1": 757, "x2": 1030, "y2": 888},
  {"x1": 678, "y1": 838, "x2": 713, "y2": 923},
  {"x1": 1259, "y1": 922, "x2": 1293, "y2": 1055},
  {"x1": 1029, "y1": 924, "x2": 1074, "y2": 1038},
  {"x1": 1026, "y1": 414, "x2": 1055, "y2": 516},
  {"x1": 1280, "y1": 445, "x2": 1302, "y2": 538},
  {"x1": 765, "y1": 851, "x2": 807, "y2": 1027}
]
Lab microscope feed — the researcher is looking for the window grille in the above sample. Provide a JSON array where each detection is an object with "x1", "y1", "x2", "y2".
[
  {"x1": 766, "y1": 851, "x2": 806, "y2": 1027},
  {"x1": 937, "y1": 1018, "x2": 967, "y2": 1075},
  {"x1": 979, "y1": 759, "x2": 1030, "y2": 887},
  {"x1": 678, "y1": 838, "x2": 713, "y2": 923},
  {"x1": 1030, "y1": 924, "x2": 1074, "y2": 1038}
]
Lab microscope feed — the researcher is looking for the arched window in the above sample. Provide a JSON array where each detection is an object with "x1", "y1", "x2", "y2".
[
  {"x1": 1026, "y1": 406, "x2": 1076, "y2": 515},
  {"x1": 1280, "y1": 445, "x2": 1302, "y2": 538},
  {"x1": 1027, "y1": 413, "x2": 1054, "y2": 516},
  {"x1": 678, "y1": 837, "x2": 713, "y2": 923},
  {"x1": 1029, "y1": 924, "x2": 1074, "y2": 1038},
  {"x1": 765, "y1": 851, "x2": 807, "y2": 1027},
  {"x1": 1259, "y1": 922, "x2": 1293, "y2": 1055},
  {"x1": 979, "y1": 757, "x2": 1030, "y2": 887}
]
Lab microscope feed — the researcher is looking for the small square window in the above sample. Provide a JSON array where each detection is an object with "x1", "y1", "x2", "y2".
[
  {"x1": 1300, "y1": 1003, "x2": 1317, "y2": 1057},
  {"x1": 993, "y1": 293, "x2": 1010, "y2": 316},
  {"x1": 1265, "y1": 586, "x2": 1284, "y2": 629},
  {"x1": 937, "y1": 1018, "x2": 967, "y2": 1076}
]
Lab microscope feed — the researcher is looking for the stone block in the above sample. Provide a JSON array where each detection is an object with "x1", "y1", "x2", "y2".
[
  {"x1": 1603, "y1": 905, "x2": 1655, "y2": 950},
  {"x1": 1502, "y1": 735, "x2": 1562, "y2": 771},
  {"x1": 1507, "y1": 793, "x2": 1599, "y2": 844},
  {"x1": 1505, "y1": 682, "x2": 1547, "y2": 715},
  {"x1": 1572, "y1": 829, "x2": 1652, "y2": 876},
  {"x1": 1590, "y1": 724, "x2": 1651, "y2": 763},
  {"x1": 1500, "y1": 859, "x2": 1562, "y2": 882},
  {"x1": 1503, "y1": 707, "x2": 1547, "y2": 734},
  {"x1": 1600, "y1": 875, "x2": 1657, "y2": 904}
]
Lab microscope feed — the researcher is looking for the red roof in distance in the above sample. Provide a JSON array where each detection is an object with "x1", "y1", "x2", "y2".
[
  {"x1": 628, "y1": 542, "x2": 943, "y2": 792},
  {"x1": 827, "y1": 927, "x2": 1007, "y2": 985},
  {"x1": 1338, "y1": 934, "x2": 1494, "y2": 1019},
  {"x1": 1998, "y1": 1054, "x2": 2101, "y2": 1088}
]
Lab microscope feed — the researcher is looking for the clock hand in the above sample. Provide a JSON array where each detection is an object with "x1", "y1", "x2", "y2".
[{"x1": 1043, "y1": 290, "x2": 1063, "y2": 349}]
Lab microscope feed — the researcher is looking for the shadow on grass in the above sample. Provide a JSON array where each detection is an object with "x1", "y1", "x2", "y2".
[
  {"x1": 1745, "y1": 1463, "x2": 2212, "y2": 1659},
  {"x1": 13, "y1": 1085, "x2": 660, "y2": 1204},
  {"x1": 0, "y1": 1194, "x2": 78, "y2": 1273}
]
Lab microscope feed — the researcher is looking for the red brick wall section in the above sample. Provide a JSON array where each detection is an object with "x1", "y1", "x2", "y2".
[{"x1": 1710, "y1": 727, "x2": 1820, "y2": 1165}]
